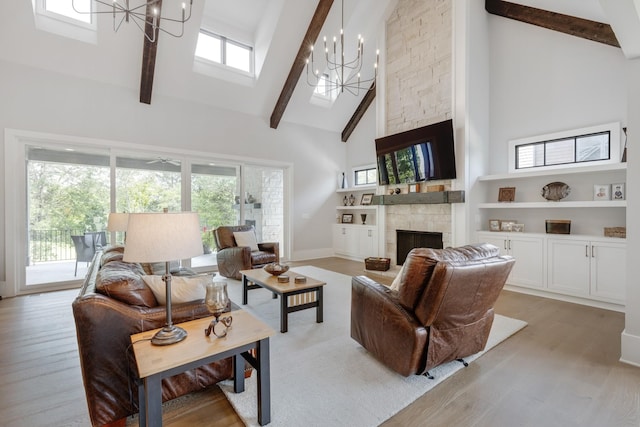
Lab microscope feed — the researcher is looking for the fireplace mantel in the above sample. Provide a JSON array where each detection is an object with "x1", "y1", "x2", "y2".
[{"x1": 371, "y1": 191, "x2": 465, "y2": 206}]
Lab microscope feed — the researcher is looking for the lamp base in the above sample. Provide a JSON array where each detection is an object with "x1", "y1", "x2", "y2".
[{"x1": 151, "y1": 325, "x2": 188, "y2": 346}]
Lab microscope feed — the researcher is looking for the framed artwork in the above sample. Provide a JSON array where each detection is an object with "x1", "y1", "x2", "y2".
[
  {"x1": 360, "y1": 193, "x2": 374, "y2": 205},
  {"x1": 408, "y1": 183, "x2": 420, "y2": 193},
  {"x1": 500, "y1": 220, "x2": 516, "y2": 232},
  {"x1": 612, "y1": 183, "x2": 625, "y2": 200},
  {"x1": 489, "y1": 219, "x2": 501, "y2": 232},
  {"x1": 594, "y1": 184, "x2": 611, "y2": 201},
  {"x1": 512, "y1": 223, "x2": 525, "y2": 232},
  {"x1": 498, "y1": 187, "x2": 516, "y2": 202},
  {"x1": 341, "y1": 213, "x2": 354, "y2": 224}
]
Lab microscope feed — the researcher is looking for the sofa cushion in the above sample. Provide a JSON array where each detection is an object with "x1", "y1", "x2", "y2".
[
  {"x1": 142, "y1": 274, "x2": 210, "y2": 305},
  {"x1": 389, "y1": 263, "x2": 406, "y2": 292},
  {"x1": 95, "y1": 261, "x2": 158, "y2": 307},
  {"x1": 101, "y1": 250, "x2": 124, "y2": 266},
  {"x1": 233, "y1": 230, "x2": 259, "y2": 251}
]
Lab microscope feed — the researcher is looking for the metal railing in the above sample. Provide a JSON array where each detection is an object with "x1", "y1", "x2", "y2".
[{"x1": 28, "y1": 229, "x2": 100, "y2": 264}]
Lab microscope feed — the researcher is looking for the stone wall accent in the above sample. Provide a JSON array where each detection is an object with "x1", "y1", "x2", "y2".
[{"x1": 383, "y1": 0, "x2": 453, "y2": 262}]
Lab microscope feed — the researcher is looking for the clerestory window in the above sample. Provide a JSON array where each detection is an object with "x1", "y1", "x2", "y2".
[{"x1": 195, "y1": 30, "x2": 254, "y2": 75}]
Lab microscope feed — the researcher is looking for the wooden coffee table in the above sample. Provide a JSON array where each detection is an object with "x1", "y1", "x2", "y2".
[
  {"x1": 240, "y1": 268, "x2": 326, "y2": 333},
  {"x1": 131, "y1": 310, "x2": 275, "y2": 426}
]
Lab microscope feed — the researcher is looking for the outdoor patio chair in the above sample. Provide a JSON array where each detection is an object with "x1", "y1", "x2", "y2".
[{"x1": 71, "y1": 234, "x2": 96, "y2": 276}]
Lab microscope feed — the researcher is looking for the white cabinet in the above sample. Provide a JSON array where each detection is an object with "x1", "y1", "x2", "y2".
[
  {"x1": 547, "y1": 238, "x2": 626, "y2": 303},
  {"x1": 477, "y1": 232, "x2": 545, "y2": 289},
  {"x1": 333, "y1": 224, "x2": 379, "y2": 260}
]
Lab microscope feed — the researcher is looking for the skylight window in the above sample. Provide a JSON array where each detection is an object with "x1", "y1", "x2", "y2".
[
  {"x1": 195, "y1": 30, "x2": 253, "y2": 75},
  {"x1": 314, "y1": 73, "x2": 331, "y2": 97},
  {"x1": 44, "y1": 0, "x2": 92, "y2": 24}
]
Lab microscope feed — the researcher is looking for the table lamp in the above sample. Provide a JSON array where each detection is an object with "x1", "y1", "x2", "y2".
[
  {"x1": 123, "y1": 212, "x2": 203, "y2": 345},
  {"x1": 107, "y1": 212, "x2": 129, "y2": 243}
]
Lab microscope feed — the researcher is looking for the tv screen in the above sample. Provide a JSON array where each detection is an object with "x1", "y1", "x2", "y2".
[{"x1": 375, "y1": 119, "x2": 456, "y2": 185}]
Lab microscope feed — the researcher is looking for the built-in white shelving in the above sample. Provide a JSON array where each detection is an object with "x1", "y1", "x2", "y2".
[{"x1": 479, "y1": 200, "x2": 626, "y2": 209}]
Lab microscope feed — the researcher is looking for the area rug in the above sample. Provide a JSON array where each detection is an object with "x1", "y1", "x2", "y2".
[{"x1": 219, "y1": 266, "x2": 528, "y2": 427}]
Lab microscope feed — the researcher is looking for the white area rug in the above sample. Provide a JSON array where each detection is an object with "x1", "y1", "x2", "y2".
[{"x1": 219, "y1": 266, "x2": 527, "y2": 427}]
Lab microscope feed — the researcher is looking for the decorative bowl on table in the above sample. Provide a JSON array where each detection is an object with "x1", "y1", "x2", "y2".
[{"x1": 264, "y1": 263, "x2": 289, "y2": 276}]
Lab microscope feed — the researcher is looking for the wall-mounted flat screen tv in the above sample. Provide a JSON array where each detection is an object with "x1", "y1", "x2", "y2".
[{"x1": 375, "y1": 119, "x2": 456, "y2": 185}]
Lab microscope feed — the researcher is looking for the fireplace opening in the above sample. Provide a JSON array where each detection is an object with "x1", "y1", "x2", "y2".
[{"x1": 396, "y1": 230, "x2": 443, "y2": 265}]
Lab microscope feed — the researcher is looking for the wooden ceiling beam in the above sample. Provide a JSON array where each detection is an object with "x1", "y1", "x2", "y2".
[
  {"x1": 270, "y1": 0, "x2": 334, "y2": 129},
  {"x1": 139, "y1": 1, "x2": 162, "y2": 105},
  {"x1": 485, "y1": 0, "x2": 619, "y2": 48},
  {"x1": 341, "y1": 83, "x2": 376, "y2": 142}
]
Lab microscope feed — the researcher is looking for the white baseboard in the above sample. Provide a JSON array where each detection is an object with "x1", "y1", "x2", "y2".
[{"x1": 621, "y1": 330, "x2": 640, "y2": 367}]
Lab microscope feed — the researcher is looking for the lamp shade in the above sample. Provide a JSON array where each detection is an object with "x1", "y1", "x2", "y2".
[
  {"x1": 123, "y1": 212, "x2": 203, "y2": 263},
  {"x1": 107, "y1": 212, "x2": 129, "y2": 232}
]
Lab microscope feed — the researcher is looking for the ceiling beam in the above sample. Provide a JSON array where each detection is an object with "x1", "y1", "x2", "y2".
[
  {"x1": 485, "y1": 0, "x2": 619, "y2": 48},
  {"x1": 139, "y1": 1, "x2": 162, "y2": 105},
  {"x1": 341, "y1": 83, "x2": 376, "y2": 142},
  {"x1": 270, "y1": 0, "x2": 334, "y2": 129}
]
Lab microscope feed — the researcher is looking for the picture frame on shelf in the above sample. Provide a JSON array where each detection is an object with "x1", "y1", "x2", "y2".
[
  {"x1": 360, "y1": 193, "x2": 374, "y2": 205},
  {"x1": 489, "y1": 219, "x2": 501, "y2": 232},
  {"x1": 341, "y1": 213, "x2": 354, "y2": 224},
  {"x1": 594, "y1": 184, "x2": 611, "y2": 201},
  {"x1": 512, "y1": 223, "x2": 525, "y2": 232},
  {"x1": 498, "y1": 187, "x2": 516, "y2": 202},
  {"x1": 500, "y1": 220, "x2": 517, "y2": 232},
  {"x1": 612, "y1": 183, "x2": 625, "y2": 200}
]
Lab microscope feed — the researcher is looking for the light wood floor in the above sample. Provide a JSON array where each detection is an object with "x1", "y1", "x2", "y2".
[{"x1": 1, "y1": 257, "x2": 639, "y2": 426}]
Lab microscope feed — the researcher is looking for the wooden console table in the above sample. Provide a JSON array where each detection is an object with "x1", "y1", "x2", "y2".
[{"x1": 131, "y1": 310, "x2": 275, "y2": 426}]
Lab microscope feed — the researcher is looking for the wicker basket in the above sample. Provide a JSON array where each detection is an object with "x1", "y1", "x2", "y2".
[
  {"x1": 365, "y1": 257, "x2": 391, "y2": 271},
  {"x1": 604, "y1": 227, "x2": 626, "y2": 238}
]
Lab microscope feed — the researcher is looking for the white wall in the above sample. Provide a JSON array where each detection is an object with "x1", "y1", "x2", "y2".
[
  {"x1": 0, "y1": 59, "x2": 347, "y2": 290},
  {"x1": 488, "y1": 16, "x2": 628, "y2": 173}
]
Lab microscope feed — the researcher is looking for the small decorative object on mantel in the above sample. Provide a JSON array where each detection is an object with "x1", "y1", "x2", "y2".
[
  {"x1": 541, "y1": 182, "x2": 570, "y2": 201},
  {"x1": 427, "y1": 184, "x2": 444, "y2": 192},
  {"x1": 498, "y1": 187, "x2": 516, "y2": 202},
  {"x1": 546, "y1": 219, "x2": 571, "y2": 234},
  {"x1": 593, "y1": 184, "x2": 611, "y2": 201},
  {"x1": 408, "y1": 183, "x2": 420, "y2": 193},
  {"x1": 394, "y1": 188, "x2": 401, "y2": 194},
  {"x1": 612, "y1": 183, "x2": 625, "y2": 200}
]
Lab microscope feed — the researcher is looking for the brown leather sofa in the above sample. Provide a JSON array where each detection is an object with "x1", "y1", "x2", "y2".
[
  {"x1": 213, "y1": 225, "x2": 279, "y2": 279},
  {"x1": 72, "y1": 246, "x2": 234, "y2": 427},
  {"x1": 351, "y1": 243, "x2": 514, "y2": 377}
]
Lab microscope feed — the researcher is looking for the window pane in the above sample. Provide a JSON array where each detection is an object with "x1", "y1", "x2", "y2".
[
  {"x1": 226, "y1": 41, "x2": 251, "y2": 72},
  {"x1": 115, "y1": 157, "x2": 181, "y2": 213},
  {"x1": 366, "y1": 168, "x2": 377, "y2": 184},
  {"x1": 546, "y1": 139, "x2": 575, "y2": 165},
  {"x1": 576, "y1": 133, "x2": 609, "y2": 162},
  {"x1": 45, "y1": 0, "x2": 92, "y2": 23},
  {"x1": 315, "y1": 73, "x2": 330, "y2": 96},
  {"x1": 195, "y1": 32, "x2": 222, "y2": 63}
]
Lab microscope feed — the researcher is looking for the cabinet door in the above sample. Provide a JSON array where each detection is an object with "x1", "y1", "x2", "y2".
[
  {"x1": 547, "y1": 239, "x2": 590, "y2": 297},
  {"x1": 477, "y1": 232, "x2": 509, "y2": 256},
  {"x1": 508, "y1": 236, "x2": 545, "y2": 289},
  {"x1": 332, "y1": 225, "x2": 348, "y2": 255},
  {"x1": 358, "y1": 227, "x2": 379, "y2": 259},
  {"x1": 590, "y1": 241, "x2": 626, "y2": 303}
]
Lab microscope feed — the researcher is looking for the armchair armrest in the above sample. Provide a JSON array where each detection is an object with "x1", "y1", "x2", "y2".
[
  {"x1": 350, "y1": 275, "x2": 428, "y2": 376},
  {"x1": 216, "y1": 246, "x2": 252, "y2": 279},
  {"x1": 258, "y1": 242, "x2": 279, "y2": 260}
]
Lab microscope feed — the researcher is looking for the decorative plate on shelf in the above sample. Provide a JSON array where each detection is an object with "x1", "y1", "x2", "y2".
[{"x1": 541, "y1": 182, "x2": 571, "y2": 201}]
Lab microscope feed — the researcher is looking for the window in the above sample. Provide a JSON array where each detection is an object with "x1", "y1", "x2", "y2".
[
  {"x1": 314, "y1": 73, "x2": 331, "y2": 97},
  {"x1": 44, "y1": 0, "x2": 92, "y2": 23},
  {"x1": 509, "y1": 123, "x2": 621, "y2": 173},
  {"x1": 354, "y1": 166, "x2": 377, "y2": 186},
  {"x1": 195, "y1": 30, "x2": 253, "y2": 74}
]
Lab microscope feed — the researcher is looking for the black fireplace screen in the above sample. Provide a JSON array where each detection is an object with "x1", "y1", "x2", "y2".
[{"x1": 396, "y1": 230, "x2": 443, "y2": 265}]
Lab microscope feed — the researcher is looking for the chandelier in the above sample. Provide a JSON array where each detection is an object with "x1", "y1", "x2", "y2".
[
  {"x1": 72, "y1": 0, "x2": 193, "y2": 43},
  {"x1": 306, "y1": 0, "x2": 378, "y2": 96}
]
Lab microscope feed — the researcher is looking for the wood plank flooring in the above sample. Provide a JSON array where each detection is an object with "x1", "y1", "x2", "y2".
[{"x1": 1, "y1": 257, "x2": 638, "y2": 426}]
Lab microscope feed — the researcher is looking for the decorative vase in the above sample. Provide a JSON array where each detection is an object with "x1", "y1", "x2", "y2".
[
  {"x1": 204, "y1": 278, "x2": 232, "y2": 338},
  {"x1": 360, "y1": 214, "x2": 367, "y2": 225},
  {"x1": 349, "y1": 194, "x2": 356, "y2": 206},
  {"x1": 343, "y1": 195, "x2": 349, "y2": 206},
  {"x1": 341, "y1": 172, "x2": 347, "y2": 189}
]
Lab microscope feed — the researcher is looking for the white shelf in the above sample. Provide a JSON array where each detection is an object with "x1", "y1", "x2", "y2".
[
  {"x1": 479, "y1": 200, "x2": 626, "y2": 209},
  {"x1": 478, "y1": 163, "x2": 627, "y2": 182},
  {"x1": 336, "y1": 185, "x2": 376, "y2": 193},
  {"x1": 336, "y1": 205, "x2": 377, "y2": 210}
]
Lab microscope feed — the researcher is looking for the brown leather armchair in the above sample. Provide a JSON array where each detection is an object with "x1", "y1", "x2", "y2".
[
  {"x1": 213, "y1": 225, "x2": 279, "y2": 279},
  {"x1": 351, "y1": 243, "x2": 514, "y2": 377}
]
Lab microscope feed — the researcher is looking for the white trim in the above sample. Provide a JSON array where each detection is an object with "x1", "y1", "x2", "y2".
[
  {"x1": 508, "y1": 122, "x2": 622, "y2": 173},
  {"x1": 4, "y1": 128, "x2": 293, "y2": 295},
  {"x1": 291, "y1": 248, "x2": 334, "y2": 262},
  {"x1": 621, "y1": 329, "x2": 640, "y2": 367},
  {"x1": 32, "y1": 0, "x2": 97, "y2": 44}
]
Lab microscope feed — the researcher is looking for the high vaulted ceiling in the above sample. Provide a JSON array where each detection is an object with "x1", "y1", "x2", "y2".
[{"x1": 0, "y1": 0, "x2": 639, "y2": 135}]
